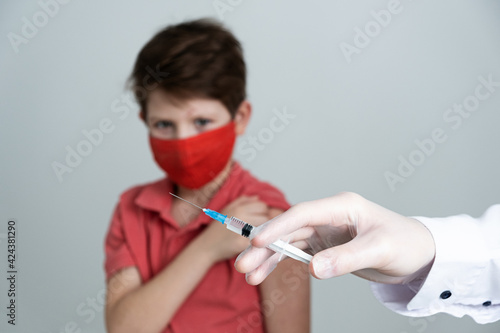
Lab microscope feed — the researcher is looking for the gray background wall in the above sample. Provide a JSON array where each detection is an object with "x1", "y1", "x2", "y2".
[{"x1": 1, "y1": 0, "x2": 499, "y2": 332}]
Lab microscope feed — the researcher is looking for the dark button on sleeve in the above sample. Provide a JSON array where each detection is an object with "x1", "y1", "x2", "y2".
[
  {"x1": 440, "y1": 290, "x2": 452, "y2": 299},
  {"x1": 482, "y1": 301, "x2": 492, "y2": 307}
]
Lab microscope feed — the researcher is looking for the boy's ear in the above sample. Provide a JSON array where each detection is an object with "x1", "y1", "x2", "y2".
[
  {"x1": 234, "y1": 100, "x2": 252, "y2": 135},
  {"x1": 139, "y1": 110, "x2": 146, "y2": 122}
]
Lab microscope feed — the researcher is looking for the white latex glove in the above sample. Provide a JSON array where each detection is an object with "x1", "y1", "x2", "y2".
[{"x1": 235, "y1": 192, "x2": 436, "y2": 285}]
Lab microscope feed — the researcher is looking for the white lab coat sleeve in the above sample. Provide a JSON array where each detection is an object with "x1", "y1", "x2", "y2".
[{"x1": 370, "y1": 204, "x2": 500, "y2": 324}]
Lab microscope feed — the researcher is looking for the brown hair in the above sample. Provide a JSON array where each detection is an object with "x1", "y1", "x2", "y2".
[{"x1": 129, "y1": 18, "x2": 246, "y2": 118}]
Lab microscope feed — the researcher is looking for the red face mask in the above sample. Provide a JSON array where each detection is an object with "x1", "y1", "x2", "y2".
[{"x1": 149, "y1": 122, "x2": 236, "y2": 189}]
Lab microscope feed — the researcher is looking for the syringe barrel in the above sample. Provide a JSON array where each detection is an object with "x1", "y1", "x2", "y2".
[
  {"x1": 225, "y1": 216, "x2": 254, "y2": 238},
  {"x1": 224, "y1": 216, "x2": 312, "y2": 264}
]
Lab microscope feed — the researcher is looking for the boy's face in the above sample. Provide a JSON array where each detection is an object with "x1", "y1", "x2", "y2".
[{"x1": 145, "y1": 89, "x2": 234, "y2": 140}]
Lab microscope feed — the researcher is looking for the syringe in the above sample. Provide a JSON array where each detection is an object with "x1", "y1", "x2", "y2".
[{"x1": 170, "y1": 193, "x2": 312, "y2": 264}]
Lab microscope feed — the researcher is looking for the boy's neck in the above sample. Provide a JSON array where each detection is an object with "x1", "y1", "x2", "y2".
[{"x1": 175, "y1": 160, "x2": 234, "y2": 207}]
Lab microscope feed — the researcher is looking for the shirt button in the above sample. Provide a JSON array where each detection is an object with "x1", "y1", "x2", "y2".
[
  {"x1": 440, "y1": 290, "x2": 452, "y2": 299},
  {"x1": 482, "y1": 301, "x2": 492, "y2": 307}
]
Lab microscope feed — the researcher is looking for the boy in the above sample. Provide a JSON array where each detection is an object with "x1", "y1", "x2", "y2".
[{"x1": 104, "y1": 19, "x2": 310, "y2": 332}]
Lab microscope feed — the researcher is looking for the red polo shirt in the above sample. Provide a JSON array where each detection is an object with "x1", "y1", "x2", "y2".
[{"x1": 104, "y1": 162, "x2": 290, "y2": 333}]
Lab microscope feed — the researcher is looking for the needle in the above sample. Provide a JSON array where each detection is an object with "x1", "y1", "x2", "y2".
[{"x1": 169, "y1": 192, "x2": 204, "y2": 210}]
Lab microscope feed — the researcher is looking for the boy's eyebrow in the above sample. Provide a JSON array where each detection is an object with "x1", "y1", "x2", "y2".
[
  {"x1": 146, "y1": 116, "x2": 171, "y2": 123},
  {"x1": 147, "y1": 113, "x2": 176, "y2": 120}
]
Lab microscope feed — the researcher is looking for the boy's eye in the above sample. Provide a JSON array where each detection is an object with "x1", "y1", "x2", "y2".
[
  {"x1": 154, "y1": 120, "x2": 173, "y2": 129},
  {"x1": 194, "y1": 118, "x2": 211, "y2": 127}
]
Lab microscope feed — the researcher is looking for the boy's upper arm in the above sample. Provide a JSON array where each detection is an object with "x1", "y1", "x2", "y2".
[{"x1": 260, "y1": 207, "x2": 310, "y2": 331}]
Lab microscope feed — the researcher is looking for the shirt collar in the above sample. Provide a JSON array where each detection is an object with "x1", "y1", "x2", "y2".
[
  {"x1": 135, "y1": 177, "x2": 174, "y2": 215},
  {"x1": 134, "y1": 162, "x2": 244, "y2": 226}
]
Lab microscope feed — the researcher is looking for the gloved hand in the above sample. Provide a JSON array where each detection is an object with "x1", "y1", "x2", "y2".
[{"x1": 235, "y1": 192, "x2": 436, "y2": 285}]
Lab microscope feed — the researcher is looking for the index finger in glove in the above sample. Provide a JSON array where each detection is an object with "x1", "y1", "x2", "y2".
[
  {"x1": 235, "y1": 245, "x2": 275, "y2": 274},
  {"x1": 252, "y1": 193, "x2": 362, "y2": 248}
]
